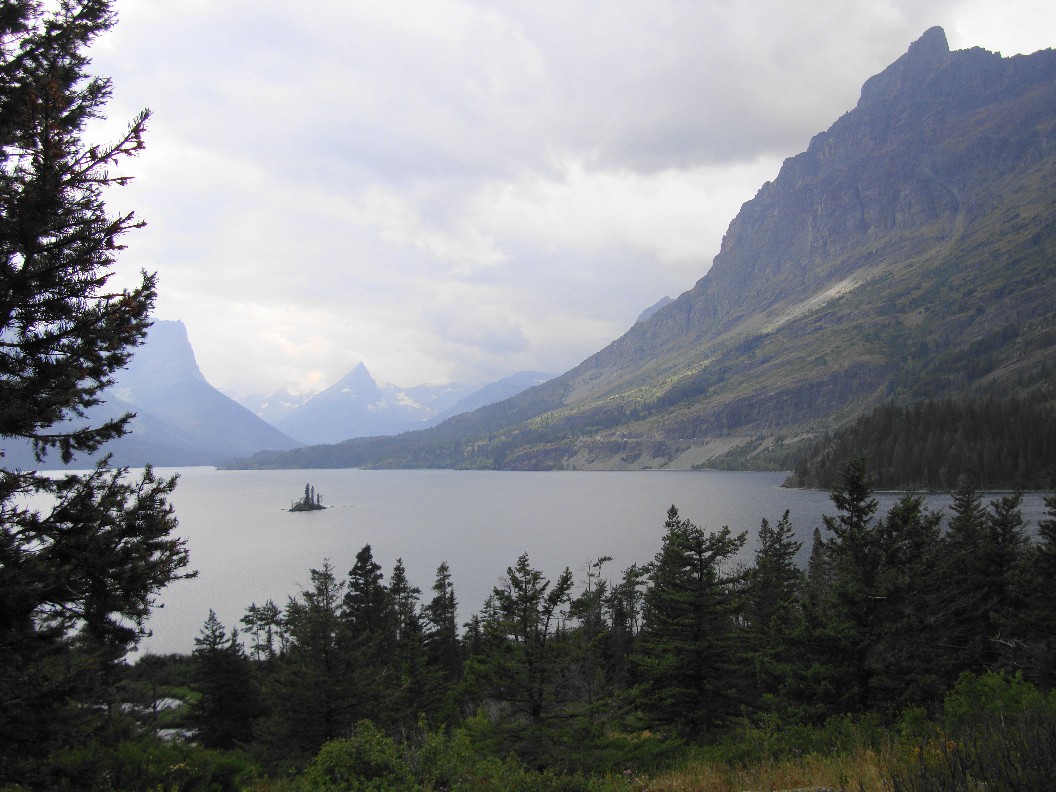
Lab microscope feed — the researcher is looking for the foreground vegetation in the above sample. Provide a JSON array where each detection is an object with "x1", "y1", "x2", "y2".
[{"x1": 10, "y1": 457, "x2": 1055, "y2": 790}]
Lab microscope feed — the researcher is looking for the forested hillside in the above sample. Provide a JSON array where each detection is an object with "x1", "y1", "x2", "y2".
[{"x1": 788, "y1": 391, "x2": 1056, "y2": 490}]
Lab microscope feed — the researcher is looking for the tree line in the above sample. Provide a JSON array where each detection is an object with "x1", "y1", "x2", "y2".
[
  {"x1": 183, "y1": 456, "x2": 1056, "y2": 775},
  {"x1": 788, "y1": 393, "x2": 1056, "y2": 490}
]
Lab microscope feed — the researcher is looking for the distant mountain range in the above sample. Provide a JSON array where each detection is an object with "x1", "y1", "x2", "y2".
[
  {"x1": 227, "y1": 27, "x2": 1056, "y2": 471},
  {"x1": 241, "y1": 366, "x2": 552, "y2": 446},
  {"x1": 1, "y1": 319, "x2": 554, "y2": 468}
]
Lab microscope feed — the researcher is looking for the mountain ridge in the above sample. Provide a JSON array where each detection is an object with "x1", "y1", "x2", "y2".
[
  {"x1": 241, "y1": 363, "x2": 554, "y2": 446},
  {"x1": 227, "y1": 29, "x2": 1056, "y2": 471}
]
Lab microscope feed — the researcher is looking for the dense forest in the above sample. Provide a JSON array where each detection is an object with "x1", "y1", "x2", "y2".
[
  {"x1": 787, "y1": 392, "x2": 1056, "y2": 490},
  {"x1": 14, "y1": 458, "x2": 1056, "y2": 790}
]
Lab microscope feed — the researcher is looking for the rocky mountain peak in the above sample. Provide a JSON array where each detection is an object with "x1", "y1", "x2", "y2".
[
  {"x1": 858, "y1": 26, "x2": 951, "y2": 107},
  {"x1": 116, "y1": 319, "x2": 206, "y2": 403}
]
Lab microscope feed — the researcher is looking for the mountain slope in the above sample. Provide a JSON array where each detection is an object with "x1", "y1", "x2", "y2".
[
  {"x1": 229, "y1": 28, "x2": 1056, "y2": 471},
  {"x1": 4, "y1": 320, "x2": 301, "y2": 468},
  {"x1": 430, "y1": 372, "x2": 553, "y2": 425}
]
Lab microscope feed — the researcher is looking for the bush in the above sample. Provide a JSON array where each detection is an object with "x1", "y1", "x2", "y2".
[
  {"x1": 301, "y1": 721, "x2": 414, "y2": 791},
  {"x1": 43, "y1": 736, "x2": 259, "y2": 791},
  {"x1": 885, "y1": 672, "x2": 1056, "y2": 791}
]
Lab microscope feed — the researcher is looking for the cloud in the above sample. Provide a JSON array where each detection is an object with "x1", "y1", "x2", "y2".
[{"x1": 88, "y1": 0, "x2": 1052, "y2": 396}]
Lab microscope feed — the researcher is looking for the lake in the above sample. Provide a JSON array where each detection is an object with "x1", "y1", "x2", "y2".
[{"x1": 131, "y1": 467, "x2": 1050, "y2": 656}]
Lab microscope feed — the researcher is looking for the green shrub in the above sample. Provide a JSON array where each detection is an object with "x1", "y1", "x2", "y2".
[
  {"x1": 885, "y1": 672, "x2": 1056, "y2": 791},
  {"x1": 410, "y1": 725, "x2": 477, "y2": 790},
  {"x1": 942, "y1": 671, "x2": 1047, "y2": 731},
  {"x1": 301, "y1": 721, "x2": 414, "y2": 791},
  {"x1": 43, "y1": 736, "x2": 259, "y2": 791}
]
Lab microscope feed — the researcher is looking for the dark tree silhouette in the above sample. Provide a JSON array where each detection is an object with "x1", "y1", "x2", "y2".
[{"x1": 0, "y1": 3, "x2": 191, "y2": 783}]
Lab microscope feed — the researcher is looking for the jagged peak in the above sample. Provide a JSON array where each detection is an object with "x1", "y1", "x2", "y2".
[
  {"x1": 122, "y1": 319, "x2": 206, "y2": 386},
  {"x1": 908, "y1": 26, "x2": 950, "y2": 59},
  {"x1": 858, "y1": 26, "x2": 952, "y2": 106}
]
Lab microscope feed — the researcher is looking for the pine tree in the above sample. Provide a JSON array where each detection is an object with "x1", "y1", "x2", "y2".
[
  {"x1": 192, "y1": 610, "x2": 260, "y2": 749},
  {"x1": 942, "y1": 480, "x2": 991, "y2": 675},
  {"x1": 743, "y1": 511, "x2": 803, "y2": 713},
  {"x1": 387, "y1": 558, "x2": 433, "y2": 728},
  {"x1": 811, "y1": 456, "x2": 885, "y2": 714},
  {"x1": 1023, "y1": 494, "x2": 1056, "y2": 687},
  {"x1": 869, "y1": 493, "x2": 946, "y2": 707},
  {"x1": 261, "y1": 561, "x2": 353, "y2": 759},
  {"x1": 983, "y1": 491, "x2": 1029, "y2": 670},
  {"x1": 566, "y1": 556, "x2": 614, "y2": 731},
  {"x1": 635, "y1": 506, "x2": 747, "y2": 737},
  {"x1": 423, "y1": 560, "x2": 460, "y2": 685},
  {"x1": 604, "y1": 562, "x2": 646, "y2": 691},
  {"x1": 241, "y1": 598, "x2": 284, "y2": 662},
  {"x1": 468, "y1": 553, "x2": 574, "y2": 726},
  {"x1": 0, "y1": 3, "x2": 191, "y2": 782},
  {"x1": 342, "y1": 544, "x2": 394, "y2": 717}
]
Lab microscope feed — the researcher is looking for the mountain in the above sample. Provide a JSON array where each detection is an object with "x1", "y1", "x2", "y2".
[
  {"x1": 430, "y1": 372, "x2": 553, "y2": 424},
  {"x1": 3, "y1": 320, "x2": 301, "y2": 468},
  {"x1": 228, "y1": 28, "x2": 1056, "y2": 471},
  {"x1": 635, "y1": 297, "x2": 673, "y2": 325},
  {"x1": 274, "y1": 363, "x2": 436, "y2": 444},
  {"x1": 241, "y1": 386, "x2": 316, "y2": 426},
  {"x1": 263, "y1": 364, "x2": 552, "y2": 445}
]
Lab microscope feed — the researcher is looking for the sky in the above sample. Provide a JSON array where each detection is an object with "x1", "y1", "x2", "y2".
[{"x1": 89, "y1": 0, "x2": 1056, "y2": 399}]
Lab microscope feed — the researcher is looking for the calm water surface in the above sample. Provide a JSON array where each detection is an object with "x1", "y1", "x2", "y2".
[{"x1": 135, "y1": 468, "x2": 1050, "y2": 655}]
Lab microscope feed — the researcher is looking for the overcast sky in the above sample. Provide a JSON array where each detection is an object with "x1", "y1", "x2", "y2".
[{"x1": 90, "y1": 0, "x2": 1055, "y2": 399}]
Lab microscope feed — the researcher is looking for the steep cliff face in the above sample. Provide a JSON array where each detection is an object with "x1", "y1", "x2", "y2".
[
  {"x1": 230, "y1": 29, "x2": 1056, "y2": 471},
  {"x1": 569, "y1": 27, "x2": 1056, "y2": 393},
  {"x1": 5, "y1": 320, "x2": 301, "y2": 468}
]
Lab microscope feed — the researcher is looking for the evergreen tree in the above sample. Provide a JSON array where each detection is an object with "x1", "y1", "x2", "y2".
[
  {"x1": 344, "y1": 544, "x2": 391, "y2": 639},
  {"x1": 240, "y1": 598, "x2": 284, "y2": 663},
  {"x1": 983, "y1": 491, "x2": 1029, "y2": 670},
  {"x1": 191, "y1": 610, "x2": 260, "y2": 749},
  {"x1": 423, "y1": 560, "x2": 461, "y2": 685},
  {"x1": 0, "y1": 3, "x2": 191, "y2": 782},
  {"x1": 869, "y1": 493, "x2": 947, "y2": 707},
  {"x1": 565, "y1": 556, "x2": 614, "y2": 731},
  {"x1": 808, "y1": 456, "x2": 885, "y2": 714},
  {"x1": 942, "y1": 480, "x2": 992, "y2": 675},
  {"x1": 743, "y1": 511, "x2": 803, "y2": 713},
  {"x1": 342, "y1": 544, "x2": 393, "y2": 717},
  {"x1": 1023, "y1": 493, "x2": 1056, "y2": 687},
  {"x1": 387, "y1": 557, "x2": 433, "y2": 728},
  {"x1": 260, "y1": 561, "x2": 353, "y2": 759},
  {"x1": 604, "y1": 562, "x2": 647, "y2": 692},
  {"x1": 794, "y1": 526, "x2": 843, "y2": 721},
  {"x1": 468, "y1": 553, "x2": 574, "y2": 726},
  {"x1": 635, "y1": 506, "x2": 747, "y2": 737}
]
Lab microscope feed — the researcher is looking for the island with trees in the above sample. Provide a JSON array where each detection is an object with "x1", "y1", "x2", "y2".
[{"x1": 290, "y1": 483, "x2": 325, "y2": 511}]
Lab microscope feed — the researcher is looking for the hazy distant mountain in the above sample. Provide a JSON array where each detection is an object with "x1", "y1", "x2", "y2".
[
  {"x1": 273, "y1": 363, "x2": 425, "y2": 444},
  {"x1": 431, "y1": 372, "x2": 553, "y2": 424},
  {"x1": 241, "y1": 386, "x2": 316, "y2": 426},
  {"x1": 268, "y1": 363, "x2": 550, "y2": 445},
  {"x1": 635, "y1": 297, "x2": 673, "y2": 325},
  {"x1": 229, "y1": 28, "x2": 1056, "y2": 471},
  {"x1": 4, "y1": 320, "x2": 301, "y2": 469}
]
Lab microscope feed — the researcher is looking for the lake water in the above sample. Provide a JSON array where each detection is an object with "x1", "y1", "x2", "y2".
[{"x1": 129, "y1": 467, "x2": 1050, "y2": 656}]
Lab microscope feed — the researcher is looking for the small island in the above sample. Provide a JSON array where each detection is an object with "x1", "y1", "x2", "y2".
[{"x1": 289, "y1": 483, "x2": 325, "y2": 512}]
